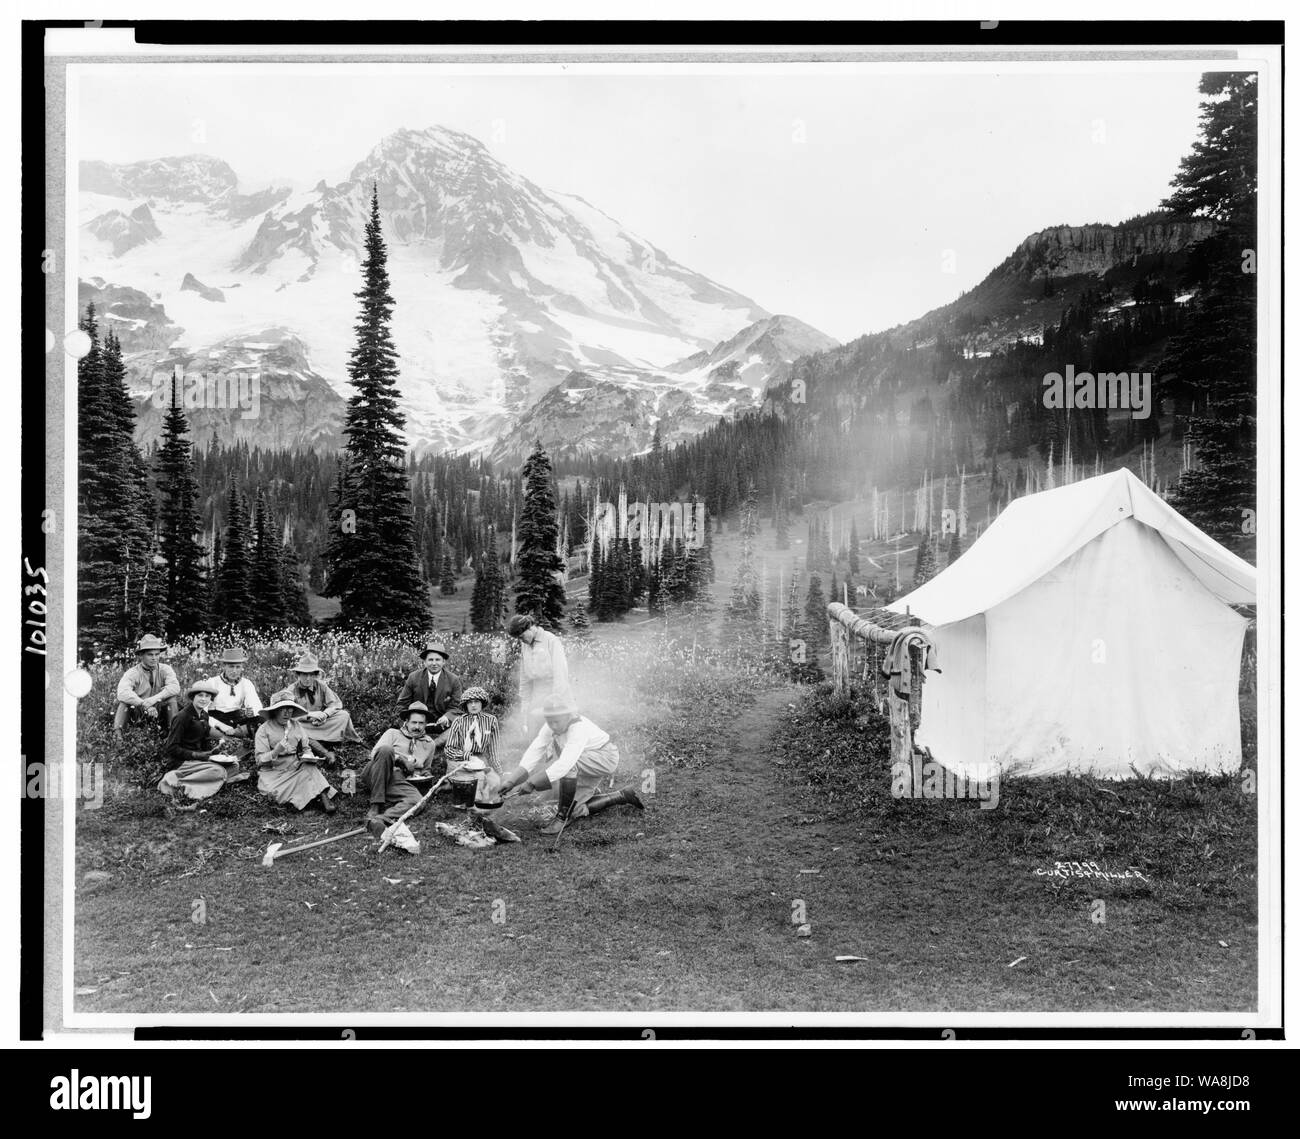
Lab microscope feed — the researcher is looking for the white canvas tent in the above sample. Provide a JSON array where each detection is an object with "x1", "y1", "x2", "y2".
[{"x1": 887, "y1": 468, "x2": 1256, "y2": 779}]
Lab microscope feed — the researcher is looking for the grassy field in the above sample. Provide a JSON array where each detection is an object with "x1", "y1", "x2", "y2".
[{"x1": 72, "y1": 609, "x2": 1256, "y2": 1014}]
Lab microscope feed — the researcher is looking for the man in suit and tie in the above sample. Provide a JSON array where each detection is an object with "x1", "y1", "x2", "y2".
[{"x1": 396, "y1": 639, "x2": 464, "y2": 763}]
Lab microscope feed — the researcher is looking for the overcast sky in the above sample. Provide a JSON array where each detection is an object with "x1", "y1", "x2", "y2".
[{"x1": 75, "y1": 63, "x2": 1208, "y2": 342}]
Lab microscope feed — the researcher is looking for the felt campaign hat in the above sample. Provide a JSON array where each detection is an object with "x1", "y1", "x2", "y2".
[
  {"x1": 186, "y1": 679, "x2": 221, "y2": 698},
  {"x1": 541, "y1": 695, "x2": 578, "y2": 717},
  {"x1": 401, "y1": 701, "x2": 431, "y2": 720},
  {"x1": 290, "y1": 652, "x2": 322, "y2": 674},
  {"x1": 135, "y1": 634, "x2": 166, "y2": 652},
  {"x1": 219, "y1": 646, "x2": 249, "y2": 664},
  {"x1": 419, "y1": 640, "x2": 450, "y2": 660}
]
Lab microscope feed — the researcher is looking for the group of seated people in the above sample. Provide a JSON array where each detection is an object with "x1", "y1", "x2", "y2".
[{"x1": 113, "y1": 628, "x2": 644, "y2": 841}]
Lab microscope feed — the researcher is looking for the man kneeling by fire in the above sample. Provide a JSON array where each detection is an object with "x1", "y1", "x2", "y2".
[{"x1": 497, "y1": 697, "x2": 644, "y2": 834}]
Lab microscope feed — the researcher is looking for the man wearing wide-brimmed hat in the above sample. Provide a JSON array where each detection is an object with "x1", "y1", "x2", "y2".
[
  {"x1": 358, "y1": 702, "x2": 433, "y2": 837},
  {"x1": 113, "y1": 634, "x2": 181, "y2": 738},
  {"x1": 269, "y1": 651, "x2": 363, "y2": 755},
  {"x1": 498, "y1": 696, "x2": 644, "y2": 836},
  {"x1": 157, "y1": 680, "x2": 247, "y2": 805},
  {"x1": 203, "y1": 646, "x2": 264, "y2": 753},
  {"x1": 254, "y1": 698, "x2": 339, "y2": 814}
]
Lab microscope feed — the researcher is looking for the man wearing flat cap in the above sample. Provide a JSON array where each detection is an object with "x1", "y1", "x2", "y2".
[
  {"x1": 113, "y1": 634, "x2": 181, "y2": 738},
  {"x1": 395, "y1": 638, "x2": 464, "y2": 761}
]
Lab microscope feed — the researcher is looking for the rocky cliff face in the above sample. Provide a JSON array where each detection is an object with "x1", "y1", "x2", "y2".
[
  {"x1": 78, "y1": 278, "x2": 184, "y2": 353},
  {"x1": 1005, "y1": 217, "x2": 1216, "y2": 279},
  {"x1": 126, "y1": 328, "x2": 345, "y2": 452}
]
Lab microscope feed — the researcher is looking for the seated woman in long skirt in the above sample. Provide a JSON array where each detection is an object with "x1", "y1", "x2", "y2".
[
  {"x1": 158, "y1": 680, "x2": 247, "y2": 807},
  {"x1": 254, "y1": 698, "x2": 340, "y2": 814}
]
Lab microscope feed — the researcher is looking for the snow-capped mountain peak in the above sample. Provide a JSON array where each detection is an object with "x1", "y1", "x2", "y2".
[{"x1": 78, "y1": 126, "x2": 830, "y2": 456}]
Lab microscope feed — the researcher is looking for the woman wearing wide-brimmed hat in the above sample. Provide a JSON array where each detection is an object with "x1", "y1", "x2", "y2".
[
  {"x1": 157, "y1": 680, "x2": 246, "y2": 804},
  {"x1": 254, "y1": 698, "x2": 339, "y2": 814},
  {"x1": 269, "y1": 651, "x2": 363, "y2": 755},
  {"x1": 114, "y1": 633, "x2": 181, "y2": 738},
  {"x1": 506, "y1": 615, "x2": 572, "y2": 736},
  {"x1": 203, "y1": 646, "x2": 264, "y2": 753}
]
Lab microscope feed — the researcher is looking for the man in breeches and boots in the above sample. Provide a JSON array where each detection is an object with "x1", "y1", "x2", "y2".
[
  {"x1": 497, "y1": 697, "x2": 644, "y2": 835},
  {"x1": 358, "y1": 704, "x2": 431, "y2": 838}
]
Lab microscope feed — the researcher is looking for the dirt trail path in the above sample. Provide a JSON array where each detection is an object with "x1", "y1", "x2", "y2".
[{"x1": 612, "y1": 681, "x2": 878, "y2": 1009}]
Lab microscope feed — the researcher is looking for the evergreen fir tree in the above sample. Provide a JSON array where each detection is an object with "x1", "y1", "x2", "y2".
[
  {"x1": 440, "y1": 551, "x2": 457, "y2": 596},
  {"x1": 699, "y1": 507, "x2": 716, "y2": 583},
  {"x1": 568, "y1": 599, "x2": 592, "y2": 637},
  {"x1": 774, "y1": 504, "x2": 790, "y2": 550},
  {"x1": 803, "y1": 573, "x2": 829, "y2": 656},
  {"x1": 912, "y1": 530, "x2": 937, "y2": 588},
  {"x1": 323, "y1": 187, "x2": 431, "y2": 628},
  {"x1": 75, "y1": 310, "x2": 154, "y2": 656},
  {"x1": 469, "y1": 553, "x2": 491, "y2": 630},
  {"x1": 155, "y1": 376, "x2": 208, "y2": 637},
  {"x1": 588, "y1": 534, "x2": 607, "y2": 621},
  {"x1": 720, "y1": 487, "x2": 761, "y2": 655},
  {"x1": 279, "y1": 539, "x2": 313, "y2": 627},
  {"x1": 1161, "y1": 72, "x2": 1258, "y2": 558},
  {"x1": 646, "y1": 553, "x2": 664, "y2": 618},
  {"x1": 213, "y1": 477, "x2": 252, "y2": 618},
  {"x1": 514, "y1": 442, "x2": 567, "y2": 628},
  {"x1": 249, "y1": 491, "x2": 285, "y2": 624},
  {"x1": 946, "y1": 530, "x2": 965, "y2": 565},
  {"x1": 848, "y1": 519, "x2": 861, "y2": 575},
  {"x1": 470, "y1": 538, "x2": 506, "y2": 631}
]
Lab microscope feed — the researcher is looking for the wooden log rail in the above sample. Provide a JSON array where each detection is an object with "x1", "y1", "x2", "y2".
[{"x1": 828, "y1": 601, "x2": 935, "y2": 773}]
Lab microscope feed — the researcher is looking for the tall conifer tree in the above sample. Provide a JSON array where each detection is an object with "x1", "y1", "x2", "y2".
[
  {"x1": 514, "y1": 442, "x2": 566, "y2": 628},
  {"x1": 323, "y1": 187, "x2": 431, "y2": 627},
  {"x1": 1160, "y1": 73, "x2": 1258, "y2": 557},
  {"x1": 155, "y1": 376, "x2": 208, "y2": 636}
]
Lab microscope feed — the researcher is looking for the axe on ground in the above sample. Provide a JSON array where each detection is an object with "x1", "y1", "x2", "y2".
[
  {"x1": 262, "y1": 826, "x2": 368, "y2": 868},
  {"x1": 376, "y1": 771, "x2": 452, "y2": 853}
]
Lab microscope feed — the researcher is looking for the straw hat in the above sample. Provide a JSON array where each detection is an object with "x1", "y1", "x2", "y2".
[
  {"x1": 290, "y1": 651, "x2": 322, "y2": 674},
  {"x1": 260, "y1": 699, "x2": 308, "y2": 720},
  {"x1": 186, "y1": 679, "x2": 220, "y2": 698},
  {"x1": 135, "y1": 634, "x2": 166, "y2": 652}
]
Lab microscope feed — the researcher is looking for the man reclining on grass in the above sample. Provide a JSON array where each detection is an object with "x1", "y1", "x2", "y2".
[
  {"x1": 359, "y1": 702, "x2": 438, "y2": 838},
  {"x1": 497, "y1": 697, "x2": 644, "y2": 835}
]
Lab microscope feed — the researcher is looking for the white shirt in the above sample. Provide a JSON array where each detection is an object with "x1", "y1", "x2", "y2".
[
  {"x1": 520, "y1": 716, "x2": 610, "y2": 783},
  {"x1": 205, "y1": 673, "x2": 264, "y2": 730}
]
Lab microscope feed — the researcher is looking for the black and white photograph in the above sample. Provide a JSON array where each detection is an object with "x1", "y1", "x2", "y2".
[{"x1": 21, "y1": 12, "x2": 1285, "y2": 1075}]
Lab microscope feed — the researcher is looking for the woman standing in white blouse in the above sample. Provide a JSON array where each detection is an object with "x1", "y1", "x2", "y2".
[{"x1": 507, "y1": 614, "x2": 573, "y2": 736}]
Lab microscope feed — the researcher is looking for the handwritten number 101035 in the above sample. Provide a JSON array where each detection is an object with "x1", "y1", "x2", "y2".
[{"x1": 23, "y1": 558, "x2": 48, "y2": 656}]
